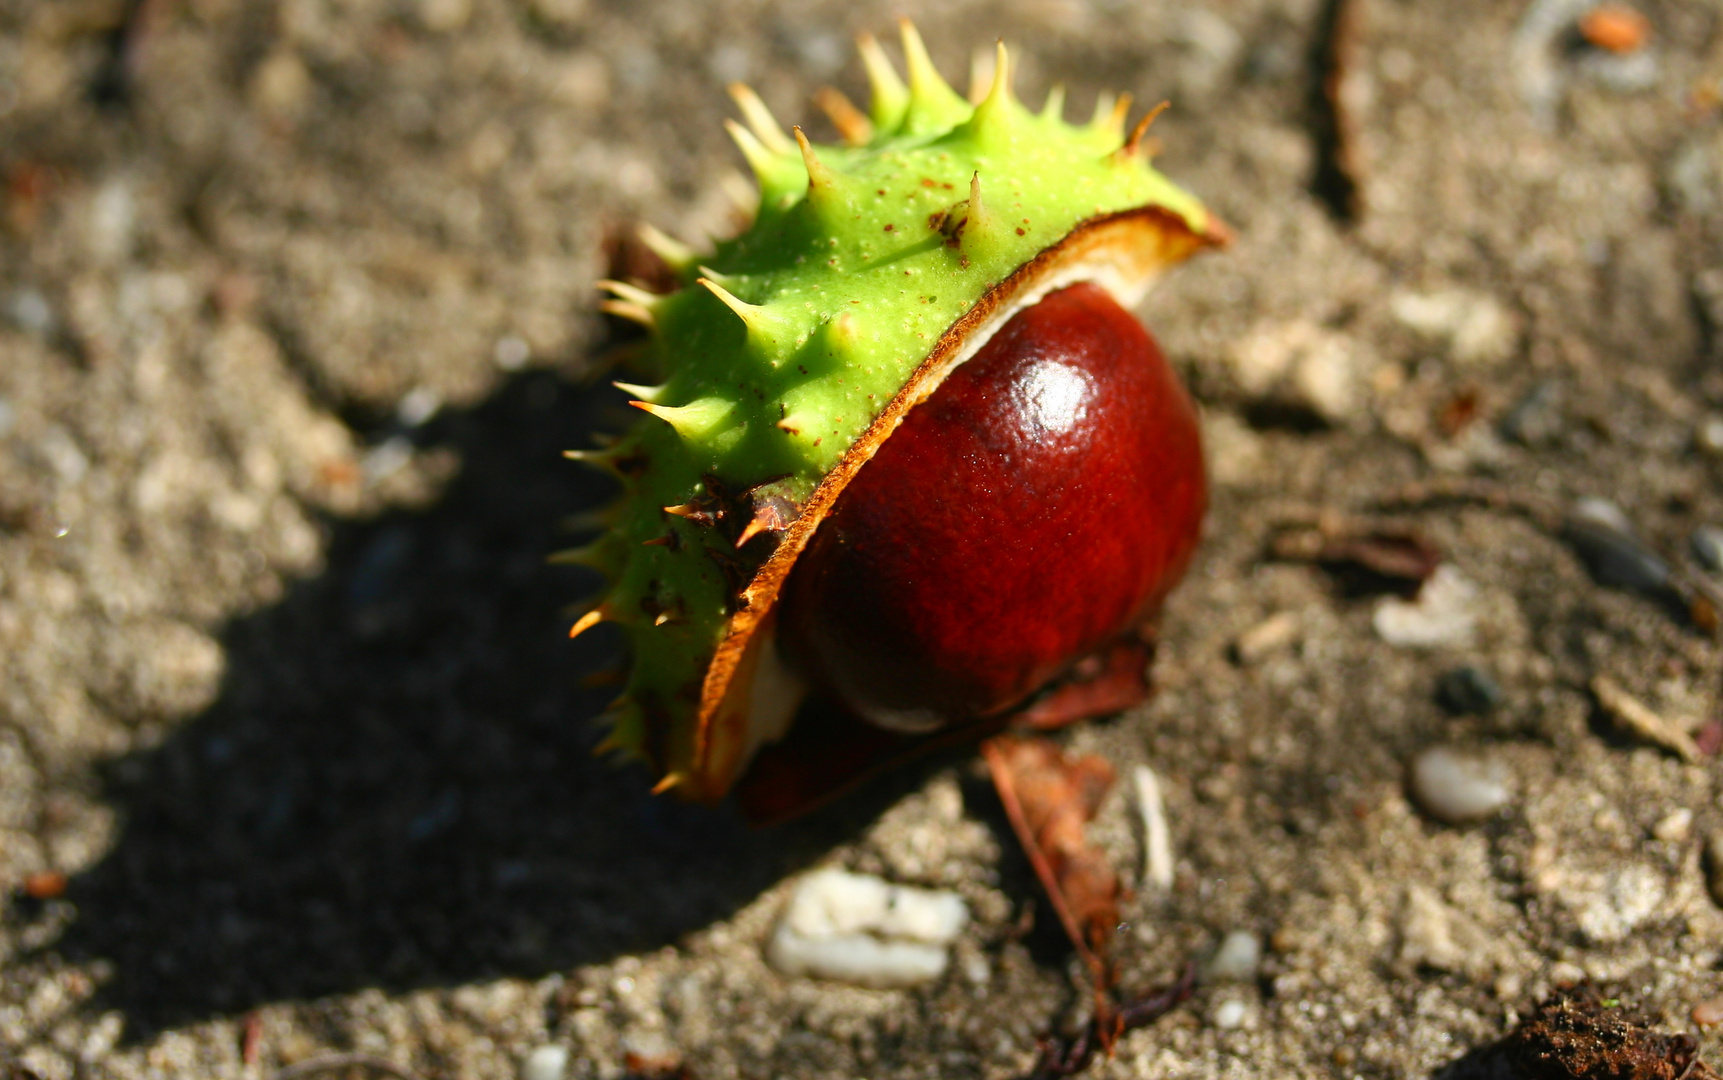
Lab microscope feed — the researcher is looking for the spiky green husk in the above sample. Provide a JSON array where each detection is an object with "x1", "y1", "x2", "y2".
[{"x1": 579, "y1": 30, "x2": 1215, "y2": 796}]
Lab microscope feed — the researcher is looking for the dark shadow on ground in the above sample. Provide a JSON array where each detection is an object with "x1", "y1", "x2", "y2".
[{"x1": 42, "y1": 368, "x2": 900, "y2": 1037}]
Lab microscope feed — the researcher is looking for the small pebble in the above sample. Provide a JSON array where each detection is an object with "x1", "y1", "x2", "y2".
[
  {"x1": 396, "y1": 387, "x2": 443, "y2": 428},
  {"x1": 249, "y1": 50, "x2": 312, "y2": 118},
  {"x1": 1697, "y1": 416, "x2": 1723, "y2": 457},
  {"x1": 1705, "y1": 833, "x2": 1723, "y2": 909},
  {"x1": 1290, "y1": 335, "x2": 1361, "y2": 424},
  {"x1": 1212, "y1": 999, "x2": 1249, "y2": 1030},
  {"x1": 495, "y1": 334, "x2": 531, "y2": 370},
  {"x1": 1205, "y1": 931, "x2": 1262, "y2": 983},
  {"x1": 1408, "y1": 746, "x2": 1511, "y2": 825},
  {"x1": 766, "y1": 869, "x2": 967, "y2": 988},
  {"x1": 1692, "y1": 525, "x2": 1723, "y2": 573},
  {"x1": 1374, "y1": 565, "x2": 1478, "y2": 648},
  {"x1": 1232, "y1": 611, "x2": 1299, "y2": 664},
  {"x1": 619, "y1": 1032, "x2": 675, "y2": 1069},
  {"x1": 22, "y1": 871, "x2": 67, "y2": 900},
  {"x1": 1548, "y1": 960, "x2": 1587, "y2": 986},
  {"x1": 85, "y1": 180, "x2": 137, "y2": 263},
  {"x1": 960, "y1": 949, "x2": 990, "y2": 986},
  {"x1": 1652, "y1": 807, "x2": 1693, "y2": 844},
  {"x1": 1387, "y1": 288, "x2": 1516, "y2": 365},
  {"x1": 1694, "y1": 995, "x2": 1723, "y2": 1028},
  {"x1": 521, "y1": 1044, "x2": 569, "y2": 1080},
  {"x1": 1494, "y1": 972, "x2": 1524, "y2": 1001},
  {"x1": 1572, "y1": 864, "x2": 1664, "y2": 944},
  {"x1": 5, "y1": 287, "x2": 54, "y2": 337},
  {"x1": 1435, "y1": 665, "x2": 1503, "y2": 715},
  {"x1": 1578, "y1": 4, "x2": 1651, "y2": 53},
  {"x1": 1227, "y1": 321, "x2": 1363, "y2": 425},
  {"x1": 1569, "y1": 495, "x2": 1633, "y2": 533},
  {"x1": 362, "y1": 436, "x2": 415, "y2": 485},
  {"x1": 1500, "y1": 381, "x2": 1563, "y2": 446},
  {"x1": 1563, "y1": 498, "x2": 1673, "y2": 598}
]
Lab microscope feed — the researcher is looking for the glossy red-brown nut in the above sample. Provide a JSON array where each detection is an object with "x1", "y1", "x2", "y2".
[{"x1": 777, "y1": 282, "x2": 1206, "y2": 731}]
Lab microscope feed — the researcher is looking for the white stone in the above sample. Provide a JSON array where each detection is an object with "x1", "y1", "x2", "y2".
[
  {"x1": 84, "y1": 179, "x2": 136, "y2": 263},
  {"x1": 1653, "y1": 807, "x2": 1693, "y2": 844},
  {"x1": 521, "y1": 1044, "x2": 569, "y2": 1080},
  {"x1": 362, "y1": 436, "x2": 414, "y2": 485},
  {"x1": 1205, "y1": 931, "x2": 1262, "y2": 983},
  {"x1": 1409, "y1": 747, "x2": 1511, "y2": 825},
  {"x1": 1570, "y1": 496, "x2": 1633, "y2": 534},
  {"x1": 1571, "y1": 865, "x2": 1664, "y2": 945},
  {"x1": 1133, "y1": 765, "x2": 1174, "y2": 892},
  {"x1": 1390, "y1": 289, "x2": 1516, "y2": 365},
  {"x1": 1373, "y1": 565, "x2": 1477, "y2": 648},
  {"x1": 397, "y1": 386, "x2": 443, "y2": 428},
  {"x1": 767, "y1": 869, "x2": 967, "y2": 988},
  {"x1": 495, "y1": 335, "x2": 531, "y2": 370},
  {"x1": 1291, "y1": 334, "x2": 1360, "y2": 422},
  {"x1": 1398, "y1": 885, "x2": 1468, "y2": 973},
  {"x1": 1202, "y1": 411, "x2": 1264, "y2": 488},
  {"x1": 1212, "y1": 999, "x2": 1250, "y2": 1029},
  {"x1": 1228, "y1": 321, "x2": 1364, "y2": 422}
]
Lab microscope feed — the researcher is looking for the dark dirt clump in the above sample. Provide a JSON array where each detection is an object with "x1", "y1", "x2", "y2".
[{"x1": 1440, "y1": 985, "x2": 1719, "y2": 1080}]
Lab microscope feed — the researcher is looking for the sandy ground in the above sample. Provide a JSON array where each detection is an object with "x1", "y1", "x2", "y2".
[{"x1": 3, "y1": 0, "x2": 1723, "y2": 1077}]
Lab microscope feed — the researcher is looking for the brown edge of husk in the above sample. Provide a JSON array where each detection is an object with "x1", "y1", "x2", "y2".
[{"x1": 685, "y1": 205, "x2": 1230, "y2": 798}]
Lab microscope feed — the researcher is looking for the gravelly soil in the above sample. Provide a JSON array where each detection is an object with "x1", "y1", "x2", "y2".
[{"x1": 3, "y1": 0, "x2": 1723, "y2": 1077}]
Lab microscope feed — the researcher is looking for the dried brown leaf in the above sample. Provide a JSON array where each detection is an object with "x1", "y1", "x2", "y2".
[{"x1": 983, "y1": 736, "x2": 1122, "y2": 979}]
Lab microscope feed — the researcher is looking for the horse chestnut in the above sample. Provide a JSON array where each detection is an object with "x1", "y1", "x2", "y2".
[
  {"x1": 778, "y1": 283, "x2": 1205, "y2": 733},
  {"x1": 576, "y1": 24, "x2": 1226, "y2": 806}
]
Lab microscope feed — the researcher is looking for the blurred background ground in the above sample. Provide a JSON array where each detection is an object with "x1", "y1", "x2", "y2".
[{"x1": 2, "y1": 0, "x2": 1723, "y2": 1077}]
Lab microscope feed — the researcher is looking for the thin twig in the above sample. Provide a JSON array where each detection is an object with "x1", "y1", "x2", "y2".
[
  {"x1": 1310, "y1": 0, "x2": 1367, "y2": 221},
  {"x1": 1368, "y1": 477, "x2": 1562, "y2": 529},
  {"x1": 1022, "y1": 964, "x2": 1198, "y2": 1079}
]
